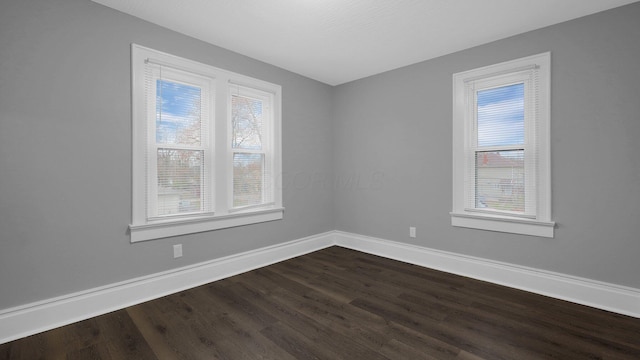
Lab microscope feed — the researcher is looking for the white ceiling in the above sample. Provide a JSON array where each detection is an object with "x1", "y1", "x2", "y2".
[{"x1": 93, "y1": 0, "x2": 639, "y2": 85}]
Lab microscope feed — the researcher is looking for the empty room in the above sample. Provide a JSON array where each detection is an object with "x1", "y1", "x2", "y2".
[{"x1": 1, "y1": 0, "x2": 639, "y2": 358}]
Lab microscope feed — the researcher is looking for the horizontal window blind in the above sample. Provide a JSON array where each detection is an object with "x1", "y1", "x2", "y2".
[{"x1": 476, "y1": 83, "x2": 525, "y2": 148}]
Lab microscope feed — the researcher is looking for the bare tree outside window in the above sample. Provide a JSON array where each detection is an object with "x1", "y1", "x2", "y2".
[{"x1": 232, "y1": 94, "x2": 265, "y2": 207}]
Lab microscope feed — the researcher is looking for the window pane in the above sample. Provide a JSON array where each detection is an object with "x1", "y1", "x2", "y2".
[
  {"x1": 475, "y1": 150, "x2": 524, "y2": 213},
  {"x1": 156, "y1": 80, "x2": 202, "y2": 146},
  {"x1": 477, "y1": 83, "x2": 524, "y2": 147},
  {"x1": 157, "y1": 149, "x2": 202, "y2": 216},
  {"x1": 232, "y1": 95, "x2": 263, "y2": 150},
  {"x1": 233, "y1": 153, "x2": 264, "y2": 207}
]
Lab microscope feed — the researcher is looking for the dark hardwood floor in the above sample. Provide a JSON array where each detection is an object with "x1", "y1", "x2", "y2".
[{"x1": 2, "y1": 246, "x2": 639, "y2": 359}]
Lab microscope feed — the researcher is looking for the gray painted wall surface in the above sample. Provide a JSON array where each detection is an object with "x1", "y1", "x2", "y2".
[
  {"x1": 0, "y1": 0, "x2": 334, "y2": 309},
  {"x1": 333, "y1": 2, "x2": 640, "y2": 288}
]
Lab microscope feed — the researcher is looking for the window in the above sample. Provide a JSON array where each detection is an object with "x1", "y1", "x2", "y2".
[
  {"x1": 451, "y1": 52, "x2": 554, "y2": 237},
  {"x1": 130, "y1": 44, "x2": 282, "y2": 242}
]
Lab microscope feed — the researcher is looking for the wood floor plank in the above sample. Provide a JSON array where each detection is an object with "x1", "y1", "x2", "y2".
[
  {"x1": 455, "y1": 350, "x2": 486, "y2": 360},
  {"x1": 461, "y1": 299, "x2": 640, "y2": 358},
  {"x1": 130, "y1": 293, "x2": 254, "y2": 359},
  {"x1": 65, "y1": 342, "x2": 109, "y2": 360},
  {"x1": 384, "y1": 321, "x2": 461, "y2": 359},
  {"x1": 96, "y1": 310, "x2": 157, "y2": 359},
  {"x1": 378, "y1": 338, "x2": 437, "y2": 360},
  {"x1": 192, "y1": 286, "x2": 299, "y2": 360},
  {"x1": 2, "y1": 246, "x2": 639, "y2": 359},
  {"x1": 236, "y1": 276, "x2": 393, "y2": 355},
  {"x1": 260, "y1": 321, "x2": 341, "y2": 360},
  {"x1": 224, "y1": 276, "x2": 392, "y2": 360},
  {"x1": 0, "y1": 310, "x2": 155, "y2": 360},
  {"x1": 445, "y1": 306, "x2": 589, "y2": 359},
  {"x1": 126, "y1": 305, "x2": 183, "y2": 360},
  {"x1": 130, "y1": 296, "x2": 225, "y2": 359}
]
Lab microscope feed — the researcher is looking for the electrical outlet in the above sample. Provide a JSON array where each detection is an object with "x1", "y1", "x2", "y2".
[
  {"x1": 173, "y1": 244, "x2": 183, "y2": 258},
  {"x1": 409, "y1": 226, "x2": 416, "y2": 238}
]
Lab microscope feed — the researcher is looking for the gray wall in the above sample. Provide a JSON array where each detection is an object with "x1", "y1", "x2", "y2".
[
  {"x1": 0, "y1": 0, "x2": 334, "y2": 309},
  {"x1": 333, "y1": 2, "x2": 640, "y2": 288}
]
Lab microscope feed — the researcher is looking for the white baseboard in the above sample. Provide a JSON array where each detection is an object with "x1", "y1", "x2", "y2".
[
  {"x1": 2, "y1": 229, "x2": 638, "y2": 345},
  {"x1": 0, "y1": 231, "x2": 335, "y2": 344},
  {"x1": 333, "y1": 231, "x2": 640, "y2": 318}
]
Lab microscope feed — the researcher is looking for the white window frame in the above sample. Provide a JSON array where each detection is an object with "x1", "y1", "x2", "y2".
[
  {"x1": 451, "y1": 52, "x2": 554, "y2": 237},
  {"x1": 227, "y1": 84, "x2": 275, "y2": 213},
  {"x1": 146, "y1": 66, "x2": 214, "y2": 219},
  {"x1": 130, "y1": 44, "x2": 283, "y2": 242}
]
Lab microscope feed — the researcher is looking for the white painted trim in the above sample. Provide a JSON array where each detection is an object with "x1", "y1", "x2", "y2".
[
  {"x1": 451, "y1": 212, "x2": 555, "y2": 238},
  {"x1": 130, "y1": 207, "x2": 284, "y2": 242},
  {"x1": 2, "y1": 230, "x2": 638, "y2": 345},
  {"x1": 333, "y1": 231, "x2": 640, "y2": 318},
  {"x1": 131, "y1": 44, "x2": 283, "y2": 242},
  {"x1": 0, "y1": 231, "x2": 334, "y2": 345},
  {"x1": 452, "y1": 52, "x2": 553, "y2": 237}
]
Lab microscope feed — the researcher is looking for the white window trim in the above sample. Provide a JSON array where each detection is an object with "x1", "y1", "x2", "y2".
[
  {"x1": 451, "y1": 52, "x2": 554, "y2": 238},
  {"x1": 130, "y1": 44, "x2": 283, "y2": 243},
  {"x1": 227, "y1": 84, "x2": 276, "y2": 213}
]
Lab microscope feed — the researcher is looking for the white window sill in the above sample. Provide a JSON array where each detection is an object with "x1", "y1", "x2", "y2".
[
  {"x1": 450, "y1": 211, "x2": 555, "y2": 238},
  {"x1": 129, "y1": 207, "x2": 284, "y2": 243}
]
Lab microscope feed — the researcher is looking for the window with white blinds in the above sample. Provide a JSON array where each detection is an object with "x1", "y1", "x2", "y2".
[
  {"x1": 147, "y1": 65, "x2": 213, "y2": 219},
  {"x1": 451, "y1": 53, "x2": 554, "y2": 237},
  {"x1": 130, "y1": 44, "x2": 282, "y2": 242}
]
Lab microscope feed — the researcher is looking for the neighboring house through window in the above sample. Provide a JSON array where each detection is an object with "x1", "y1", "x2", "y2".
[
  {"x1": 451, "y1": 52, "x2": 554, "y2": 237},
  {"x1": 130, "y1": 44, "x2": 283, "y2": 242}
]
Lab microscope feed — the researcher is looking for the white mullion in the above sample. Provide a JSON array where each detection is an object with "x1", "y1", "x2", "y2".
[
  {"x1": 228, "y1": 83, "x2": 244, "y2": 210},
  {"x1": 215, "y1": 75, "x2": 231, "y2": 215},
  {"x1": 203, "y1": 79, "x2": 215, "y2": 215},
  {"x1": 228, "y1": 83, "x2": 239, "y2": 211}
]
